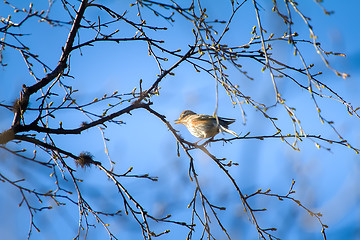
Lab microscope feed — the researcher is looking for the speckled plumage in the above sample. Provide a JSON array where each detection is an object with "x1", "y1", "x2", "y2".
[{"x1": 175, "y1": 110, "x2": 238, "y2": 142}]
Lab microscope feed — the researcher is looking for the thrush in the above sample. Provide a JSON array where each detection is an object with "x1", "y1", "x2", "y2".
[{"x1": 175, "y1": 110, "x2": 238, "y2": 144}]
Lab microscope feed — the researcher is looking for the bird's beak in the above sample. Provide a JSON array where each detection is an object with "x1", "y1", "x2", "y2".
[{"x1": 174, "y1": 118, "x2": 181, "y2": 124}]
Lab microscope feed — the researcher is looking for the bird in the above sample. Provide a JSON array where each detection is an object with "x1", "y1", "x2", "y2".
[{"x1": 175, "y1": 110, "x2": 239, "y2": 144}]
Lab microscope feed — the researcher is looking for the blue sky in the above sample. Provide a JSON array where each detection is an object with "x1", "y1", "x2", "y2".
[{"x1": 1, "y1": 0, "x2": 360, "y2": 239}]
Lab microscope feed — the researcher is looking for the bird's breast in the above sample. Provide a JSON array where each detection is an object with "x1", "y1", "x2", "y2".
[{"x1": 187, "y1": 119, "x2": 219, "y2": 138}]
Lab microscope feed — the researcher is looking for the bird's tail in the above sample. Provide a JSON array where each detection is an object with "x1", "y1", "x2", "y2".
[{"x1": 219, "y1": 125, "x2": 239, "y2": 138}]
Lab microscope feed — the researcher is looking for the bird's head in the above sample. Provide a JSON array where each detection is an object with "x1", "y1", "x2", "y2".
[{"x1": 175, "y1": 110, "x2": 196, "y2": 124}]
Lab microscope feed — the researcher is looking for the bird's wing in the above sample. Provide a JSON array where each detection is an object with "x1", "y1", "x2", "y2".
[
  {"x1": 196, "y1": 115, "x2": 216, "y2": 121},
  {"x1": 196, "y1": 115, "x2": 236, "y2": 126},
  {"x1": 218, "y1": 117, "x2": 235, "y2": 125}
]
